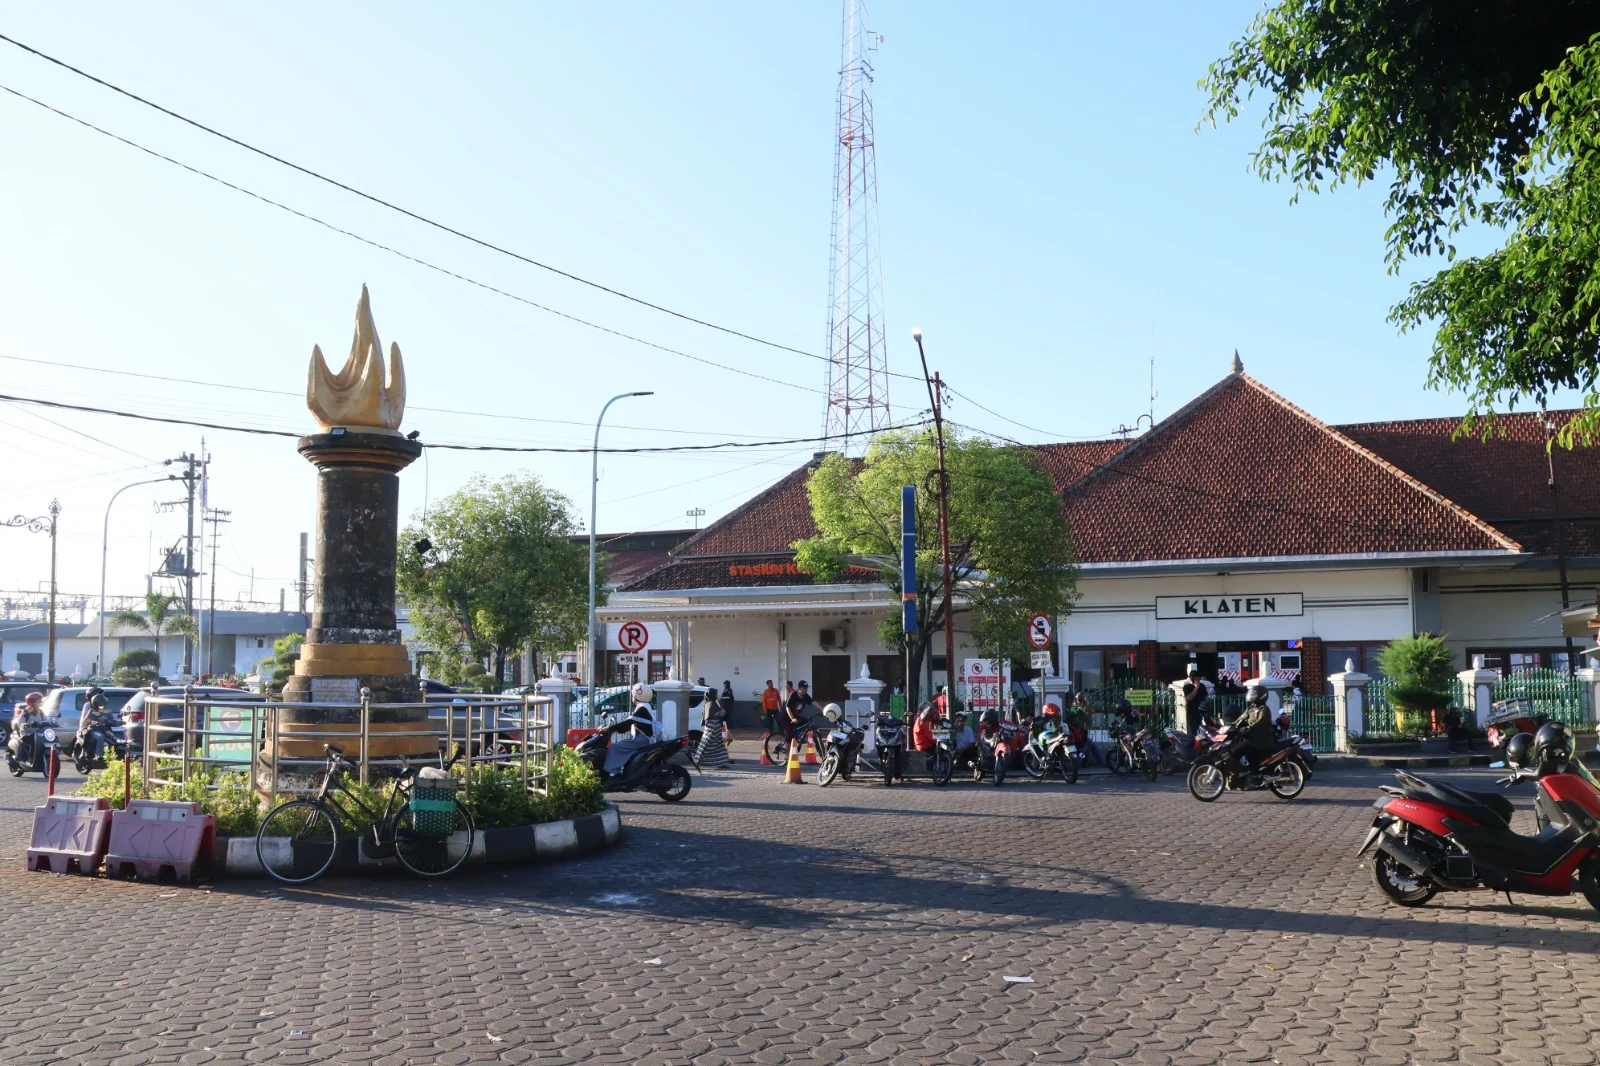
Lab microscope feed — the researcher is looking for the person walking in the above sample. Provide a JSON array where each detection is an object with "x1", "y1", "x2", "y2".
[
  {"x1": 695, "y1": 687, "x2": 730, "y2": 768},
  {"x1": 761, "y1": 680, "x2": 783, "y2": 735}
]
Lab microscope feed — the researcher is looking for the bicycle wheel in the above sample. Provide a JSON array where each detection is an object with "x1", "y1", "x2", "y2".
[
  {"x1": 256, "y1": 800, "x2": 340, "y2": 885},
  {"x1": 764, "y1": 733, "x2": 792, "y2": 768},
  {"x1": 391, "y1": 799, "x2": 475, "y2": 878}
]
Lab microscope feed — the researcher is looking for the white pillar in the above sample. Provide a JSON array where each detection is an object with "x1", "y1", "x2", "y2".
[
  {"x1": 1456, "y1": 667, "x2": 1499, "y2": 731},
  {"x1": 1033, "y1": 673, "x2": 1072, "y2": 714},
  {"x1": 844, "y1": 665, "x2": 885, "y2": 731},
  {"x1": 1244, "y1": 675, "x2": 1292, "y2": 713},
  {"x1": 653, "y1": 676, "x2": 693, "y2": 741},
  {"x1": 535, "y1": 676, "x2": 575, "y2": 745},
  {"x1": 1329, "y1": 660, "x2": 1370, "y2": 753}
]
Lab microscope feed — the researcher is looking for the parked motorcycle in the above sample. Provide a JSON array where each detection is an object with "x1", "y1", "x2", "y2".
[
  {"x1": 1159, "y1": 718, "x2": 1224, "y2": 777},
  {"x1": 1107, "y1": 718, "x2": 1162, "y2": 782},
  {"x1": 1274, "y1": 709, "x2": 1318, "y2": 776},
  {"x1": 1186, "y1": 723, "x2": 1307, "y2": 801},
  {"x1": 7, "y1": 718, "x2": 61, "y2": 779},
  {"x1": 1023, "y1": 719, "x2": 1080, "y2": 785},
  {"x1": 73, "y1": 707, "x2": 126, "y2": 774},
  {"x1": 572, "y1": 727, "x2": 693, "y2": 802},
  {"x1": 1358, "y1": 724, "x2": 1600, "y2": 910},
  {"x1": 1485, "y1": 698, "x2": 1547, "y2": 759},
  {"x1": 873, "y1": 711, "x2": 905, "y2": 786},
  {"x1": 816, "y1": 706, "x2": 865, "y2": 786}
]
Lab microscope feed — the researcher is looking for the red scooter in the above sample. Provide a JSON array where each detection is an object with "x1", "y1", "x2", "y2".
[{"x1": 1357, "y1": 724, "x2": 1600, "y2": 911}]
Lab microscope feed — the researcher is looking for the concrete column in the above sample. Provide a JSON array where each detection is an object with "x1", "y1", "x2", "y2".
[
  {"x1": 1032, "y1": 674, "x2": 1072, "y2": 714},
  {"x1": 1245, "y1": 675, "x2": 1292, "y2": 713},
  {"x1": 535, "y1": 676, "x2": 575, "y2": 746},
  {"x1": 844, "y1": 665, "x2": 885, "y2": 730},
  {"x1": 1137, "y1": 640, "x2": 1160, "y2": 683},
  {"x1": 1456, "y1": 668, "x2": 1499, "y2": 730},
  {"x1": 653, "y1": 676, "x2": 693, "y2": 741},
  {"x1": 1300, "y1": 637, "x2": 1325, "y2": 694},
  {"x1": 1576, "y1": 667, "x2": 1600, "y2": 726},
  {"x1": 1329, "y1": 661, "x2": 1370, "y2": 753}
]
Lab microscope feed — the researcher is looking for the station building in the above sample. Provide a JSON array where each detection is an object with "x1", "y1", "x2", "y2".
[{"x1": 597, "y1": 363, "x2": 1600, "y2": 708}]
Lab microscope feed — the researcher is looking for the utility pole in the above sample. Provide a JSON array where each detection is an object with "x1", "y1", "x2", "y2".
[
  {"x1": 1545, "y1": 414, "x2": 1577, "y2": 674},
  {"x1": 204, "y1": 508, "x2": 231, "y2": 677},
  {"x1": 911, "y1": 328, "x2": 956, "y2": 702},
  {"x1": 166, "y1": 451, "x2": 203, "y2": 675}
]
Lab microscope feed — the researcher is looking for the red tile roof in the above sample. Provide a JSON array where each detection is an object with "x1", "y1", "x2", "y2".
[
  {"x1": 619, "y1": 372, "x2": 1551, "y2": 592},
  {"x1": 1059, "y1": 374, "x2": 1519, "y2": 563}
]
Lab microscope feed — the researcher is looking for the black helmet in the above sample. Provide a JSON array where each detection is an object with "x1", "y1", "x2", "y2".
[
  {"x1": 1504, "y1": 731, "x2": 1535, "y2": 769},
  {"x1": 1534, "y1": 721, "x2": 1575, "y2": 773},
  {"x1": 88, "y1": 694, "x2": 107, "y2": 711},
  {"x1": 85, "y1": 686, "x2": 104, "y2": 701},
  {"x1": 1247, "y1": 686, "x2": 1269, "y2": 705}
]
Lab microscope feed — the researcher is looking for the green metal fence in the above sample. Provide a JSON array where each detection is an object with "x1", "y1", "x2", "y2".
[
  {"x1": 1492, "y1": 669, "x2": 1593, "y2": 731},
  {"x1": 1287, "y1": 694, "x2": 1335, "y2": 751},
  {"x1": 1357, "y1": 676, "x2": 1479, "y2": 740},
  {"x1": 1359, "y1": 677, "x2": 1402, "y2": 740},
  {"x1": 1075, "y1": 683, "x2": 1176, "y2": 732}
]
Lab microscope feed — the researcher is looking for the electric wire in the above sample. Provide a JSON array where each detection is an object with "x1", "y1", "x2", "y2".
[
  {"x1": 0, "y1": 84, "x2": 822, "y2": 396},
  {"x1": 0, "y1": 32, "x2": 835, "y2": 364}
]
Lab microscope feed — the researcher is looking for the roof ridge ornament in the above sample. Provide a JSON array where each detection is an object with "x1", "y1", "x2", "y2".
[
  {"x1": 1231, "y1": 349, "x2": 1243, "y2": 375},
  {"x1": 307, "y1": 285, "x2": 407, "y2": 433}
]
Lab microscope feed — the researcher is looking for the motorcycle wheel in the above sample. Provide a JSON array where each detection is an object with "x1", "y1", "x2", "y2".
[
  {"x1": 74, "y1": 753, "x2": 92, "y2": 775},
  {"x1": 1105, "y1": 747, "x2": 1130, "y2": 777},
  {"x1": 930, "y1": 750, "x2": 953, "y2": 787},
  {"x1": 653, "y1": 764, "x2": 692, "y2": 802},
  {"x1": 1056, "y1": 755, "x2": 1078, "y2": 786},
  {"x1": 1160, "y1": 754, "x2": 1182, "y2": 777},
  {"x1": 817, "y1": 751, "x2": 840, "y2": 787},
  {"x1": 1372, "y1": 849, "x2": 1436, "y2": 906},
  {"x1": 1268, "y1": 761, "x2": 1306, "y2": 800},
  {"x1": 6, "y1": 758, "x2": 19, "y2": 778},
  {"x1": 1022, "y1": 748, "x2": 1045, "y2": 778},
  {"x1": 1579, "y1": 857, "x2": 1600, "y2": 914},
  {"x1": 1142, "y1": 753, "x2": 1159, "y2": 783},
  {"x1": 882, "y1": 748, "x2": 895, "y2": 787},
  {"x1": 1188, "y1": 762, "x2": 1225, "y2": 802},
  {"x1": 993, "y1": 758, "x2": 1006, "y2": 787}
]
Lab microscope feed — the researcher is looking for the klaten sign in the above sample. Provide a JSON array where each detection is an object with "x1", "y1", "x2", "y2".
[{"x1": 1155, "y1": 593, "x2": 1303, "y2": 620}]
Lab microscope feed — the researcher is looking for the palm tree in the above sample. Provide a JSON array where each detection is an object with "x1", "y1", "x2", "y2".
[{"x1": 111, "y1": 592, "x2": 199, "y2": 678}]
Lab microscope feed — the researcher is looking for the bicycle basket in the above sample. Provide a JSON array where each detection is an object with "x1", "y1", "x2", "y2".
[{"x1": 409, "y1": 783, "x2": 458, "y2": 837}]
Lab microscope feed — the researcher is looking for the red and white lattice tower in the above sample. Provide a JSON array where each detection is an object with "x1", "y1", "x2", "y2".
[{"x1": 823, "y1": 0, "x2": 891, "y2": 446}]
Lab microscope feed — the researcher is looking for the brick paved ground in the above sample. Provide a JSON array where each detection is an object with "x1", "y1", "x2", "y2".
[{"x1": 2, "y1": 749, "x2": 1599, "y2": 1065}]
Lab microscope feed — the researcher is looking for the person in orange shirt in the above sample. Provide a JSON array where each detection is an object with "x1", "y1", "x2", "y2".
[{"x1": 761, "y1": 680, "x2": 783, "y2": 735}]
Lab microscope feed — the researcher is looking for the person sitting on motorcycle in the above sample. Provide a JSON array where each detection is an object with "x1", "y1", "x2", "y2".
[
  {"x1": 608, "y1": 682, "x2": 657, "y2": 739},
  {"x1": 76, "y1": 692, "x2": 111, "y2": 753},
  {"x1": 1226, "y1": 687, "x2": 1279, "y2": 773},
  {"x1": 1066, "y1": 693, "x2": 1103, "y2": 767},
  {"x1": 949, "y1": 711, "x2": 978, "y2": 770},
  {"x1": 912, "y1": 701, "x2": 940, "y2": 756},
  {"x1": 11, "y1": 692, "x2": 46, "y2": 735},
  {"x1": 977, "y1": 710, "x2": 1005, "y2": 760}
]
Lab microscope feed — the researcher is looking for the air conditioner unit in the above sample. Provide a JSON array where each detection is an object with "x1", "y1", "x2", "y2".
[{"x1": 819, "y1": 628, "x2": 837, "y2": 650}]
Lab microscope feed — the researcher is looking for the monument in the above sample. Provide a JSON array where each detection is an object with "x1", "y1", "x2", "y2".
[{"x1": 274, "y1": 286, "x2": 433, "y2": 760}]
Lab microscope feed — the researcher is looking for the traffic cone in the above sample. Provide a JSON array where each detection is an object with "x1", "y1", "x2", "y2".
[
  {"x1": 804, "y1": 737, "x2": 818, "y2": 765},
  {"x1": 759, "y1": 734, "x2": 775, "y2": 766},
  {"x1": 784, "y1": 740, "x2": 804, "y2": 783}
]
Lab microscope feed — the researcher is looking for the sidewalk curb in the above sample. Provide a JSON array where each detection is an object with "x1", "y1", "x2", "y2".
[
  {"x1": 217, "y1": 803, "x2": 621, "y2": 877},
  {"x1": 1316, "y1": 751, "x2": 1600, "y2": 772}
]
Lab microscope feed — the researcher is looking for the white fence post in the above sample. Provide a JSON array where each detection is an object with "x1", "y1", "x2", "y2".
[
  {"x1": 843, "y1": 666, "x2": 885, "y2": 731},
  {"x1": 1456, "y1": 667, "x2": 1498, "y2": 731},
  {"x1": 1329, "y1": 660, "x2": 1370, "y2": 753},
  {"x1": 535, "y1": 676, "x2": 575, "y2": 746},
  {"x1": 1244, "y1": 675, "x2": 1292, "y2": 713},
  {"x1": 1576, "y1": 666, "x2": 1600, "y2": 727},
  {"x1": 652, "y1": 676, "x2": 693, "y2": 741}
]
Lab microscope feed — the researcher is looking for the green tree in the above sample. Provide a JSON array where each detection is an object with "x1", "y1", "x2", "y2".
[
  {"x1": 1376, "y1": 633, "x2": 1457, "y2": 733},
  {"x1": 794, "y1": 430, "x2": 1077, "y2": 708},
  {"x1": 257, "y1": 633, "x2": 304, "y2": 688},
  {"x1": 398, "y1": 474, "x2": 591, "y2": 691},
  {"x1": 1202, "y1": 3, "x2": 1600, "y2": 440},
  {"x1": 111, "y1": 647, "x2": 160, "y2": 687},
  {"x1": 110, "y1": 592, "x2": 198, "y2": 677}
]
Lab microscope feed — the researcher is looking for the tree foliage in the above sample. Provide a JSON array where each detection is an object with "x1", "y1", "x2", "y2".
[
  {"x1": 1377, "y1": 633, "x2": 1457, "y2": 715},
  {"x1": 111, "y1": 647, "x2": 160, "y2": 687},
  {"x1": 793, "y1": 430, "x2": 1077, "y2": 706},
  {"x1": 258, "y1": 633, "x2": 304, "y2": 688},
  {"x1": 110, "y1": 592, "x2": 198, "y2": 674},
  {"x1": 398, "y1": 474, "x2": 591, "y2": 690},
  {"x1": 1203, "y1": 2, "x2": 1600, "y2": 439}
]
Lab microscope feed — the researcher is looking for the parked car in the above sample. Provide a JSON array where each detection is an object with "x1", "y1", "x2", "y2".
[
  {"x1": 0, "y1": 681, "x2": 59, "y2": 709},
  {"x1": 124, "y1": 685, "x2": 258, "y2": 757}
]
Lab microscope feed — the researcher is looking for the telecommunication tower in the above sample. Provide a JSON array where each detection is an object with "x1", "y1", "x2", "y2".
[{"x1": 823, "y1": 0, "x2": 891, "y2": 446}]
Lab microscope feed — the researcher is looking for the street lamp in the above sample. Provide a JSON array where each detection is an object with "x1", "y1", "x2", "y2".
[
  {"x1": 588, "y1": 391, "x2": 653, "y2": 686},
  {"x1": 4, "y1": 500, "x2": 61, "y2": 681},
  {"x1": 99, "y1": 476, "x2": 177, "y2": 675}
]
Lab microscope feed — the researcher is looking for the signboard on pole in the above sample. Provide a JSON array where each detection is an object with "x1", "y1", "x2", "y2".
[
  {"x1": 616, "y1": 653, "x2": 645, "y2": 667},
  {"x1": 1029, "y1": 650, "x2": 1053, "y2": 671},
  {"x1": 1124, "y1": 689, "x2": 1154, "y2": 707},
  {"x1": 1027, "y1": 613, "x2": 1052, "y2": 649},
  {"x1": 962, "y1": 658, "x2": 1009, "y2": 716},
  {"x1": 617, "y1": 621, "x2": 649, "y2": 653},
  {"x1": 900, "y1": 485, "x2": 917, "y2": 633}
]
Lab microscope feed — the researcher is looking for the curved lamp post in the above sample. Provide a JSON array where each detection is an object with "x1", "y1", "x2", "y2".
[
  {"x1": 3, "y1": 500, "x2": 61, "y2": 681},
  {"x1": 588, "y1": 391, "x2": 653, "y2": 686},
  {"x1": 99, "y1": 476, "x2": 177, "y2": 675}
]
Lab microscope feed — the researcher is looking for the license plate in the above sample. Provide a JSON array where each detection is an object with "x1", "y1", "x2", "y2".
[{"x1": 1065, "y1": 745, "x2": 1077, "y2": 754}]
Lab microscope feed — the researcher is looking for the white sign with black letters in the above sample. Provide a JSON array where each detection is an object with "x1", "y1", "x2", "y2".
[{"x1": 1155, "y1": 593, "x2": 1302, "y2": 620}]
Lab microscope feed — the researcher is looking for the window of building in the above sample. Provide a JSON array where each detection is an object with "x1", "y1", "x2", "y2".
[
  {"x1": 1322, "y1": 642, "x2": 1391, "y2": 691},
  {"x1": 648, "y1": 650, "x2": 673, "y2": 683},
  {"x1": 1069, "y1": 647, "x2": 1138, "y2": 691},
  {"x1": 1468, "y1": 648, "x2": 1572, "y2": 675}
]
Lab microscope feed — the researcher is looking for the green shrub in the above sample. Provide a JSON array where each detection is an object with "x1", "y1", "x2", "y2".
[
  {"x1": 1377, "y1": 634, "x2": 1456, "y2": 715},
  {"x1": 78, "y1": 755, "x2": 261, "y2": 836},
  {"x1": 539, "y1": 746, "x2": 605, "y2": 822},
  {"x1": 461, "y1": 747, "x2": 603, "y2": 829},
  {"x1": 111, "y1": 648, "x2": 160, "y2": 687}
]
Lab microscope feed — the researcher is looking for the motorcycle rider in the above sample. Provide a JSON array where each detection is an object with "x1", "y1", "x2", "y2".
[
  {"x1": 608, "y1": 682, "x2": 657, "y2": 739},
  {"x1": 76, "y1": 691, "x2": 113, "y2": 763},
  {"x1": 10, "y1": 692, "x2": 48, "y2": 766},
  {"x1": 1226, "y1": 686, "x2": 1279, "y2": 774},
  {"x1": 949, "y1": 711, "x2": 978, "y2": 770}
]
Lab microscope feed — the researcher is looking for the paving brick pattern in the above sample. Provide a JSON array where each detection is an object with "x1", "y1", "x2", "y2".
[{"x1": 1, "y1": 758, "x2": 1597, "y2": 1065}]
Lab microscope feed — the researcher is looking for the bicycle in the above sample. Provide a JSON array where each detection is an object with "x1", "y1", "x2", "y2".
[
  {"x1": 763, "y1": 719, "x2": 828, "y2": 767},
  {"x1": 255, "y1": 743, "x2": 475, "y2": 885}
]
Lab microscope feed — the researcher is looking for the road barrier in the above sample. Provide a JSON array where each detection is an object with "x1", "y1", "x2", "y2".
[
  {"x1": 105, "y1": 799, "x2": 216, "y2": 881},
  {"x1": 27, "y1": 795, "x2": 112, "y2": 874}
]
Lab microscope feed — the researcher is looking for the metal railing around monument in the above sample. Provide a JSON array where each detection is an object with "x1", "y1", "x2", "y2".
[{"x1": 139, "y1": 688, "x2": 553, "y2": 798}]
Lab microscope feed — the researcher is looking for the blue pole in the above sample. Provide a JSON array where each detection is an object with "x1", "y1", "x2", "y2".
[{"x1": 901, "y1": 485, "x2": 917, "y2": 634}]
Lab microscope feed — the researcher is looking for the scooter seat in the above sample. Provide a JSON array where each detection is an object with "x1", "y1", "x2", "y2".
[{"x1": 1396, "y1": 773, "x2": 1514, "y2": 828}]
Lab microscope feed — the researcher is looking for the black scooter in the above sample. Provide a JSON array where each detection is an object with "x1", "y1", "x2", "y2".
[
  {"x1": 74, "y1": 709, "x2": 126, "y2": 774},
  {"x1": 8, "y1": 719, "x2": 60, "y2": 778},
  {"x1": 573, "y1": 725, "x2": 693, "y2": 802}
]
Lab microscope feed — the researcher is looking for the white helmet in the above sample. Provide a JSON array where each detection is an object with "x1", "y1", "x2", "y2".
[
  {"x1": 822, "y1": 702, "x2": 843, "y2": 723},
  {"x1": 630, "y1": 682, "x2": 654, "y2": 704}
]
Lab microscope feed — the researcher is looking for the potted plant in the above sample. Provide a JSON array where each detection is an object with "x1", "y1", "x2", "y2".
[{"x1": 1377, "y1": 634, "x2": 1455, "y2": 737}]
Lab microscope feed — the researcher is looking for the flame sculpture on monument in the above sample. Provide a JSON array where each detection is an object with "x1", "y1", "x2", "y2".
[{"x1": 274, "y1": 286, "x2": 433, "y2": 761}]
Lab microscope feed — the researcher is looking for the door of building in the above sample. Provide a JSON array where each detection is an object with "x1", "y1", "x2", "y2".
[
  {"x1": 811, "y1": 655, "x2": 852, "y2": 705},
  {"x1": 866, "y1": 654, "x2": 904, "y2": 696}
]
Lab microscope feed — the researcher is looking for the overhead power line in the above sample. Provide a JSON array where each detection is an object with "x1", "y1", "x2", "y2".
[
  {"x1": 0, "y1": 32, "x2": 826, "y2": 363},
  {"x1": 0, "y1": 84, "x2": 821, "y2": 396},
  {"x1": 0, "y1": 390, "x2": 932, "y2": 454}
]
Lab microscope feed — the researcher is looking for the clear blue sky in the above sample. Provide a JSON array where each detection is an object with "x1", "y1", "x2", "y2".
[{"x1": 0, "y1": 1, "x2": 1538, "y2": 620}]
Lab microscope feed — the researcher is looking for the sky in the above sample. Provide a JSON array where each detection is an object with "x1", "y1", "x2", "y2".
[{"x1": 0, "y1": 2, "x2": 1554, "y2": 615}]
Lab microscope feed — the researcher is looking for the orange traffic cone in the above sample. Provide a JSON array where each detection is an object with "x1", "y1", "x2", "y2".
[
  {"x1": 784, "y1": 740, "x2": 804, "y2": 783},
  {"x1": 804, "y1": 738, "x2": 818, "y2": 765},
  {"x1": 759, "y1": 734, "x2": 775, "y2": 766}
]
